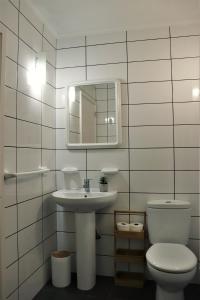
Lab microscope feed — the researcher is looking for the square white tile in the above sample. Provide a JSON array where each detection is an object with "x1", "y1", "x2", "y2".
[
  {"x1": 173, "y1": 79, "x2": 200, "y2": 102},
  {"x1": 172, "y1": 57, "x2": 200, "y2": 80},
  {"x1": 17, "y1": 176, "x2": 42, "y2": 203},
  {"x1": 18, "y1": 197, "x2": 42, "y2": 230},
  {"x1": 175, "y1": 171, "x2": 199, "y2": 193},
  {"x1": 129, "y1": 81, "x2": 172, "y2": 104},
  {"x1": 87, "y1": 149, "x2": 129, "y2": 170},
  {"x1": 18, "y1": 220, "x2": 42, "y2": 257},
  {"x1": 171, "y1": 36, "x2": 200, "y2": 59},
  {"x1": 87, "y1": 43, "x2": 126, "y2": 65},
  {"x1": 129, "y1": 126, "x2": 173, "y2": 148},
  {"x1": 128, "y1": 39, "x2": 170, "y2": 61},
  {"x1": 174, "y1": 102, "x2": 200, "y2": 124},
  {"x1": 56, "y1": 67, "x2": 86, "y2": 88},
  {"x1": 17, "y1": 92, "x2": 41, "y2": 124},
  {"x1": 130, "y1": 149, "x2": 174, "y2": 170},
  {"x1": 4, "y1": 116, "x2": 16, "y2": 146},
  {"x1": 130, "y1": 171, "x2": 174, "y2": 193},
  {"x1": 175, "y1": 148, "x2": 200, "y2": 170},
  {"x1": 129, "y1": 103, "x2": 173, "y2": 126},
  {"x1": 42, "y1": 127, "x2": 55, "y2": 149},
  {"x1": 56, "y1": 149, "x2": 86, "y2": 170},
  {"x1": 174, "y1": 125, "x2": 200, "y2": 147},
  {"x1": 128, "y1": 60, "x2": 171, "y2": 82},
  {"x1": 87, "y1": 170, "x2": 129, "y2": 192},
  {"x1": 57, "y1": 47, "x2": 85, "y2": 68},
  {"x1": 87, "y1": 63, "x2": 127, "y2": 83},
  {"x1": 4, "y1": 86, "x2": 16, "y2": 118},
  {"x1": 17, "y1": 120, "x2": 41, "y2": 148}
]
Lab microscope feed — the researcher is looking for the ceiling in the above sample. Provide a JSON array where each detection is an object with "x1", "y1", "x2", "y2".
[{"x1": 29, "y1": 0, "x2": 200, "y2": 38}]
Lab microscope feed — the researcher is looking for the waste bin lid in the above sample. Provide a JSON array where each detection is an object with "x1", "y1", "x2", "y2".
[{"x1": 52, "y1": 250, "x2": 70, "y2": 258}]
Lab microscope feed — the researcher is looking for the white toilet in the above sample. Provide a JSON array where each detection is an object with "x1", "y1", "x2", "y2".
[{"x1": 146, "y1": 200, "x2": 197, "y2": 300}]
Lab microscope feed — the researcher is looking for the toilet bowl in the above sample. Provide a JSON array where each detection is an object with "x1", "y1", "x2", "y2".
[{"x1": 146, "y1": 243, "x2": 197, "y2": 300}]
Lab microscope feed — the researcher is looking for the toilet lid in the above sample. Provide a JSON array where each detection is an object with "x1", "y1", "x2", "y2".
[{"x1": 146, "y1": 243, "x2": 197, "y2": 273}]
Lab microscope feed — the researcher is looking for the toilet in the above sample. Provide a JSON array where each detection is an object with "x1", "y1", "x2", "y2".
[{"x1": 146, "y1": 200, "x2": 197, "y2": 300}]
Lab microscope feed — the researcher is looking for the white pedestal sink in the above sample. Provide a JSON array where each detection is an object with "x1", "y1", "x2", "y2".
[{"x1": 52, "y1": 189, "x2": 117, "y2": 290}]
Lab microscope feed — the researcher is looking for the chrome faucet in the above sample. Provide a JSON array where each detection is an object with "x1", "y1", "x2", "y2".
[{"x1": 83, "y1": 178, "x2": 91, "y2": 193}]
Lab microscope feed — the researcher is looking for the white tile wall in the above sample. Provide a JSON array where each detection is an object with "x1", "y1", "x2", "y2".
[
  {"x1": 56, "y1": 23, "x2": 200, "y2": 280},
  {"x1": 2, "y1": 0, "x2": 200, "y2": 293},
  {"x1": 1, "y1": 0, "x2": 57, "y2": 298}
]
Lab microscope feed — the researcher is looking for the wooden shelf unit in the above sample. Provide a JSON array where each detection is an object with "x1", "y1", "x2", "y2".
[{"x1": 114, "y1": 210, "x2": 146, "y2": 288}]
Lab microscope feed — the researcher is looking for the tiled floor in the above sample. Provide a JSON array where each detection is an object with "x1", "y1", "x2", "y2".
[{"x1": 34, "y1": 276, "x2": 200, "y2": 300}]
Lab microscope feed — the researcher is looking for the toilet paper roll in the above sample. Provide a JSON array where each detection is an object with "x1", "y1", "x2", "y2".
[
  {"x1": 117, "y1": 222, "x2": 129, "y2": 231},
  {"x1": 129, "y1": 222, "x2": 143, "y2": 232}
]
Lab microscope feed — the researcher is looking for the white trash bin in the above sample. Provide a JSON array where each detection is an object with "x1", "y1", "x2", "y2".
[{"x1": 51, "y1": 250, "x2": 71, "y2": 288}]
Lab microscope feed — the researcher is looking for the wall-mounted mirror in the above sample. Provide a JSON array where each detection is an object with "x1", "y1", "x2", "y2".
[{"x1": 66, "y1": 79, "x2": 122, "y2": 148}]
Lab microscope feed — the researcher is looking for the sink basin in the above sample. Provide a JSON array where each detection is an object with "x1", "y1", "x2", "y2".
[
  {"x1": 52, "y1": 189, "x2": 117, "y2": 212},
  {"x1": 52, "y1": 188, "x2": 117, "y2": 291}
]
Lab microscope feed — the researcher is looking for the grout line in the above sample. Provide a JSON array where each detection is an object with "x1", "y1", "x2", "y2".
[
  {"x1": 56, "y1": 57, "x2": 200, "y2": 71},
  {"x1": 125, "y1": 30, "x2": 131, "y2": 267},
  {"x1": 41, "y1": 23, "x2": 45, "y2": 264},
  {"x1": 56, "y1": 34, "x2": 200, "y2": 50},
  {"x1": 85, "y1": 35, "x2": 87, "y2": 80},
  {"x1": 169, "y1": 26, "x2": 176, "y2": 200},
  {"x1": 16, "y1": 2, "x2": 20, "y2": 297}
]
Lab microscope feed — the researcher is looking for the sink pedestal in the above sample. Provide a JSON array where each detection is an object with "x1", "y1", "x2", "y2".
[{"x1": 75, "y1": 212, "x2": 96, "y2": 290}]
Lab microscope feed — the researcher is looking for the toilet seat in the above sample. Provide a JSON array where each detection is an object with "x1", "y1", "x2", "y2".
[{"x1": 146, "y1": 243, "x2": 197, "y2": 274}]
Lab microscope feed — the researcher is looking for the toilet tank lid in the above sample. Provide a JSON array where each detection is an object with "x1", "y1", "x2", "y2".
[{"x1": 147, "y1": 200, "x2": 190, "y2": 209}]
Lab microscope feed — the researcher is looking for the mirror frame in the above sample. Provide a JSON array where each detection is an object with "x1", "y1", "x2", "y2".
[{"x1": 66, "y1": 79, "x2": 122, "y2": 149}]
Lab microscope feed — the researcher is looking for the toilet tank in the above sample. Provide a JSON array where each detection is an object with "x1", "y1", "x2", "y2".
[{"x1": 147, "y1": 200, "x2": 191, "y2": 245}]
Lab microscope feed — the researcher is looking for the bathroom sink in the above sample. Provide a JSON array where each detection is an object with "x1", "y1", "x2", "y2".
[
  {"x1": 52, "y1": 189, "x2": 117, "y2": 212},
  {"x1": 52, "y1": 188, "x2": 117, "y2": 290}
]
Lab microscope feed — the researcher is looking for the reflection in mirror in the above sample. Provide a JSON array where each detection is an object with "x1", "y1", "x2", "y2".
[{"x1": 67, "y1": 80, "x2": 121, "y2": 148}]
